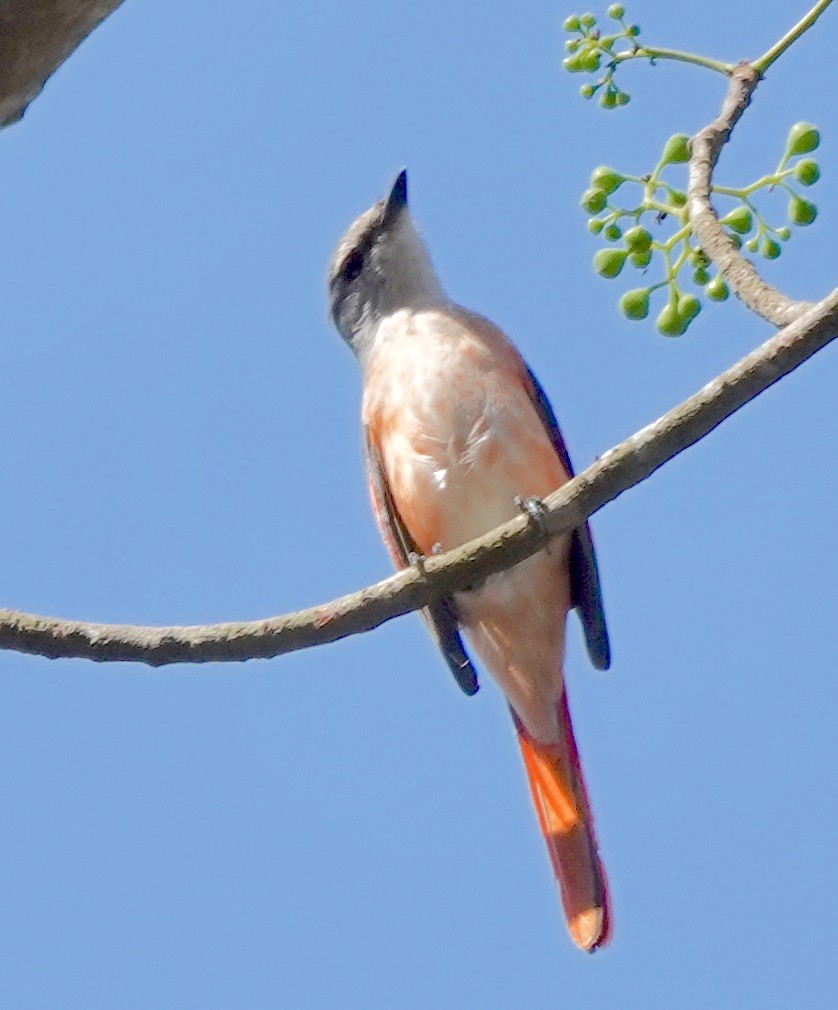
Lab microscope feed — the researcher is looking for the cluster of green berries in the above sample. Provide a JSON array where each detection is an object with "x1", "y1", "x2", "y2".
[
  {"x1": 581, "y1": 123, "x2": 822, "y2": 336},
  {"x1": 562, "y1": 6, "x2": 639, "y2": 109}
]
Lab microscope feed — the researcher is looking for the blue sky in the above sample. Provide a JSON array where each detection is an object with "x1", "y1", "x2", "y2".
[{"x1": 0, "y1": 1, "x2": 835, "y2": 1006}]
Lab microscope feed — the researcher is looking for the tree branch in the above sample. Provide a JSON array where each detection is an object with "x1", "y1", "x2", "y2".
[
  {"x1": 0, "y1": 4, "x2": 833, "y2": 668},
  {"x1": 0, "y1": 0, "x2": 125, "y2": 127},
  {"x1": 686, "y1": 62, "x2": 814, "y2": 326},
  {"x1": 1, "y1": 285, "x2": 836, "y2": 666}
]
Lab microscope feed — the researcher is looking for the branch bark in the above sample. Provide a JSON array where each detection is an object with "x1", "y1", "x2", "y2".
[
  {"x1": 686, "y1": 62, "x2": 813, "y2": 326},
  {"x1": 0, "y1": 10, "x2": 834, "y2": 667},
  {"x1": 1, "y1": 284, "x2": 836, "y2": 666},
  {"x1": 0, "y1": 0, "x2": 125, "y2": 127}
]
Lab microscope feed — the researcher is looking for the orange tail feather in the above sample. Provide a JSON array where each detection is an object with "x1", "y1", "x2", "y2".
[{"x1": 513, "y1": 694, "x2": 611, "y2": 952}]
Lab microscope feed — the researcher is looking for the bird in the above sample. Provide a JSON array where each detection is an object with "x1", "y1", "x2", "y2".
[{"x1": 327, "y1": 170, "x2": 612, "y2": 952}]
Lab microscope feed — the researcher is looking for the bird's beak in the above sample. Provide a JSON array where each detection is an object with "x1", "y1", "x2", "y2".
[{"x1": 382, "y1": 168, "x2": 408, "y2": 224}]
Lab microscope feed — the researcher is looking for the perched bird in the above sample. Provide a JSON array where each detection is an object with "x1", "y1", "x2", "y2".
[{"x1": 327, "y1": 170, "x2": 612, "y2": 951}]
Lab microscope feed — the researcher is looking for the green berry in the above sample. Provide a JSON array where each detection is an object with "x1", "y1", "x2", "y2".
[
  {"x1": 794, "y1": 159, "x2": 820, "y2": 186},
  {"x1": 786, "y1": 122, "x2": 820, "y2": 157},
  {"x1": 580, "y1": 83, "x2": 596, "y2": 98},
  {"x1": 565, "y1": 38, "x2": 581, "y2": 52},
  {"x1": 624, "y1": 225, "x2": 652, "y2": 252},
  {"x1": 706, "y1": 275, "x2": 729, "y2": 302},
  {"x1": 692, "y1": 266, "x2": 710, "y2": 285},
  {"x1": 678, "y1": 293, "x2": 701, "y2": 322},
  {"x1": 590, "y1": 166, "x2": 624, "y2": 194},
  {"x1": 656, "y1": 302, "x2": 687, "y2": 337},
  {"x1": 600, "y1": 90, "x2": 618, "y2": 109},
  {"x1": 604, "y1": 223, "x2": 622, "y2": 241},
  {"x1": 588, "y1": 217, "x2": 606, "y2": 234},
  {"x1": 629, "y1": 249, "x2": 652, "y2": 268},
  {"x1": 580, "y1": 12, "x2": 596, "y2": 28},
  {"x1": 581, "y1": 188, "x2": 607, "y2": 213},
  {"x1": 745, "y1": 237, "x2": 759, "y2": 252},
  {"x1": 721, "y1": 206, "x2": 753, "y2": 234},
  {"x1": 760, "y1": 237, "x2": 781, "y2": 260},
  {"x1": 563, "y1": 14, "x2": 581, "y2": 31},
  {"x1": 593, "y1": 248, "x2": 627, "y2": 278},
  {"x1": 627, "y1": 23, "x2": 641, "y2": 36},
  {"x1": 607, "y1": 3, "x2": 625, "y2": 18},
  {"x1": 581, "y1": 49, "x2": 602, "y2": 72},
  {"x1": 775, "y1": 226, "x2": 791, "y2": 241},
  {"x1": 669, "y1": 190, "x2": 687, "y2": 209},
  {"x1": 619, "y1": 288, "x2": 650, "y2": 320},
  {"x1": 788, "y1": 195, "x2": 817, "y2": 226},
  {"x1": 615, "y1": 91, "x2": 630, "y2": 106},
  {"x1": 661, "y1": 134, "x2": 691, "y2": 165},
  {"x1": 563, "y1": 54, "x2": 584, "y2": 72}
]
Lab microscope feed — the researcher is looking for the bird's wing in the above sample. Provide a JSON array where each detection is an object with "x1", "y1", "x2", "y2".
[
  {"x1": 523, "y1": 365, "x2": 611, "y2": 671},
  {"x1": 363, "y1": 425, "x2": 479, "y2": 695}
]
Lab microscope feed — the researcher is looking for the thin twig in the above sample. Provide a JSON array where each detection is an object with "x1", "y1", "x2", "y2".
[
  {"x1": 686, "y1": 62, "x2": 813, "y2": 326},
  {"x1": 753, "y1": 0, "x2": 834, "y2": 74}
]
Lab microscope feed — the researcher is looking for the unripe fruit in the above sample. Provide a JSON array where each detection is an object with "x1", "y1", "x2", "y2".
[
  {"x1": 788, "y1": 195, "x2": 817, "y2": 226},
  {"x1": 565, "y1": 38, "x2": 581, "y2": 52},
  {"x1": 604, "y1": 224, "x2": 622, "y2": 241},
  {"x1": 580, "y1": 84, "x2": 596, "y2": 98},
  {"x1": 745, "y1": 237, "x2": 759, "y2": 252},
  {"x1": 761, "y1": 237, "x2": 781, "y2": 260},
  {"x1": 776, "y1": 226, "x2": 791, "y2": 241},
  {"x1": 619, "y1": 288, "x2": 650, "y2": 320},
  {"x1": 656, "y1": 303, "x2": 687, "y2": 337},
  {"x1": 600, "y1": 90, "x2": 617, "y2": 109},
  {"x1": 607, "y1": 3, "x2": 625, "y2": 18},
  {"x1": 721, "y1": 206, "x2": 753, "y2": 234},
  {"x1": 624, "y1": 225, "x2": 652, "y2": 252},
  {"x1": 706, "y1": 275, "x2": 729, "y2": 301},
  {"x1": 794, "y1": 159, "x2": 820, "y2": 186},
  {"x1": 615, "y1": 91, "x2": 630, "y2": 106},
  {"x1": 580, "y1": 12, "x2": 596, "y2": 28},
  {"x1": 581, "y1": 188, "x2": 607, "y2": 213},
  {"x1": 661, "y1": 134, "x2": 690, "y2": 165},
  {"x1": 581, "y1": 49, "x2": 601, "y2": 72},
  {"x1": 563, "y1": 54, "x2": 584, "y2": 72},
  {"x1": 786, "y1": 122, "x2": 820, "y2": 157},
  {"x1": 678, "y1": 293, "x2": 701, "y2": 322},
  {"x1": 669, "y1": 190, "x2": 687, "y2": 208},
  {"x1": 590, "y1": 166, "x2": 624, "y2": 194},
  {"x1": 627, "y1": 23, "x2": 640, "y2": 36},
  {"x1": 629, "y1": 249, "x2": 652, "y2": 268},
  {"x1": 588, "y1": 217, "x2": 605, "y2": 234},
  {"x1": 563, "y1": 15, "x2": 581, "y2": 31},
  {"x1": 593, "y1": 248, "x2": 627, "y2": 278},
  {"x1": 692, "y1": 266, "x2": 710, "y2": 285}
]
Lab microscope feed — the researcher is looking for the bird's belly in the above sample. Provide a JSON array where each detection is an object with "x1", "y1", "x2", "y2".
[{"x1": 384, "y1": 406, "x2": 567, "y2": 555}]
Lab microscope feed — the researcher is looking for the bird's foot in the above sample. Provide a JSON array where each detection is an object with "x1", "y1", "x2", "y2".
[{"x1": 514, "y1": 495, "x2": 551, "y2": 551}]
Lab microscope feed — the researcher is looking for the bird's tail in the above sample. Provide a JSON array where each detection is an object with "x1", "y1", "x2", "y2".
[{"x1": 512, "y1": 694, "x2": 611, "y2": 952}]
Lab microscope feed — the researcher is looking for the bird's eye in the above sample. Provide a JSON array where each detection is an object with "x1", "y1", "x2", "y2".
[{"x1": 342, "y1": 250, "x2": 364, "y2": 284}]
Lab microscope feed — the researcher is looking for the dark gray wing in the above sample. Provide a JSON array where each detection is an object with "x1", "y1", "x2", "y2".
[
  {"x1": 363, "y1": 427, "x2": 479, "y2": 695},
  {"x1": 524, "y1": 367, "x2": 611, "y2": 670}
]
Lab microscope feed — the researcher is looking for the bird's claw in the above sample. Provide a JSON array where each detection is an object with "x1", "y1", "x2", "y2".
[
  {"x1": 514, "y1": 495, "x2": 551, "y2": 548},
  {"x1": 407, "y1": 550, "x2": 427, "y2": 576}
]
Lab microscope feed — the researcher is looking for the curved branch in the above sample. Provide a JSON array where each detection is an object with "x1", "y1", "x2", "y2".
[
  {"x1": 686, "y1": 62, "x2": 813, "y2": 326},
  {"x1": 1, "y1": 287, "x2": 836, "y2": 666},
  {"x1": 0, "y1": 0, "x2": 125, "y2": 127}
]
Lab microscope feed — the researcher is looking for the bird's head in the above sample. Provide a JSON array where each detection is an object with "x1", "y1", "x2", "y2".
[{"x1": 327, "y1": 170, "x2": 443, "y2": 354}]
